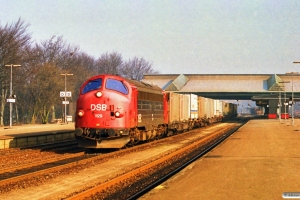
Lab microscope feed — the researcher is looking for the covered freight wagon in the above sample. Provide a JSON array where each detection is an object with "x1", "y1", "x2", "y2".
[
  {"x1": 167, "y1": 92, "x2": 193, "y2": 131},
  {"x1": 222, "y1": 101, "x2": 238, "y2": 118},
  {"x1": 185, "y1": 94, "x2": 198, "y2": 119},
  {"x1": 214, "y1": 100, "x2": 223, "y2": 117}
]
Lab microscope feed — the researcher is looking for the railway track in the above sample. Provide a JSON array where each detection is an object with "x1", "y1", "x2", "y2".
[
  {"x1": 67, "y1": 119, "x2": 247, "y2": 200},
  {"x1": 0, "y1": 151, "x2": 86, "y2": 178},
  {"x1": 0, "y1": 119, "x2": 246, "y2": 199},
  {"x1": 0, "y1": 139, "x2": 157, "y2": 194},
  {"x1": 0, "y1": 152, "x2": 98, "y2": 193},
  {"x1": 0, "y1": 140, "x2": 82, "y2": 172}
]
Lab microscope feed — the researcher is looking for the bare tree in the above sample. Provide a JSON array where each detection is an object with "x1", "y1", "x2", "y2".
[
  {"x1": 0, "y1": 18, "x2": 31, "y2": 65},
  {"x1": 96, "y1": 52, "x2": 123, "y2": 75},
  {"x1": 17, "y1": 36, "x2": 69, "y2": 123},
  {"x1": 121, "y1": 57, "x2": 160, "y2": 81},
  {"x1": 16, "y1": 35, "x2": 100, "y2": 124},
  {"x1": 19, "y1": 36, "x2": 100, "y2": 124},
  {"x1": 0, "y1": 18, "x2": 31, "y2": 126},
  {"x1": 27, "y1": 63, "x2": 63, "y2": 123},
  {"x1": 0, "y1": 19, "x2": 161, "y2": 125}
]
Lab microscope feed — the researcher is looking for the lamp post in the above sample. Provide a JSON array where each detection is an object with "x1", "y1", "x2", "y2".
[
  {"x1": 286, "y1": 72, "x2": 299, "y2": 125},
  {"x1": 60, "y1": 73, "x2": 73, "y2": 124},
  {"x1": 279, "y1": 89, "x2": 281, "y2": 122},
  {"x1": 4, "y1": 64, "x2": 21, "y2": 128},
  {"x1": 279, "y1": 81, "x2": 290, "y2": 123},
  {"x1": 274, "y1": 85, "x2": 284, "y2": 122}
]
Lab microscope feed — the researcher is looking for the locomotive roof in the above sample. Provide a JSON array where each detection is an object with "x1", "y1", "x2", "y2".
[{"x1": 125, "y1": 78, "x2": 163, "y2": 95}]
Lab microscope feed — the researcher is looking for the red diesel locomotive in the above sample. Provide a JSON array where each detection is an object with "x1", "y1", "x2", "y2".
[{"x1": 75, "y1": 74, "x2": 168, "y2": 148}]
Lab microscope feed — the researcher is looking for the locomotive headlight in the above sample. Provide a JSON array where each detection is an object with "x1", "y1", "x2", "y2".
[
  {"x1": 115, "y1": 111, "x2": 124, "y2": 118},
  {"x1": 115, "y1": 111, "x2": 121, "y2": 117},
  {"x1": 95, "y1": 91, "x2": 102, "y2": 98},
  {"x1": 78, "y1": 110, "x2": 84, "y2": 117}
]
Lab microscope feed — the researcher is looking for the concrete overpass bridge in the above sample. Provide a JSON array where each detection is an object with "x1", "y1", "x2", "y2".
[{"x1": 141, "y1": 74, "x2": 300, "y2": 116}]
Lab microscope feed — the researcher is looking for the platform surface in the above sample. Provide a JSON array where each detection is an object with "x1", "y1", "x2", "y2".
[
  {"x1": 0, "y1": 123, "x2": 75, "y2": 138},
  {"x1": 141, "y1": 118, "x2": 300, "y2": 200}
]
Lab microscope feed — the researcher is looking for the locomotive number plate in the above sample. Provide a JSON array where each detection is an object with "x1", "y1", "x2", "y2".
[{"x1": 95, "y1": 114, "x2": 103, "y2": 118}]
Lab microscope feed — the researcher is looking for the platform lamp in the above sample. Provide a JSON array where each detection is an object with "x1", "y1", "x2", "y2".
[
  {"x1": 274, "y1": 85, "x2": 284, "y2": 122},
  {"x1": 286, "y1": 71, "x2": 299, "y2": 125},
  {"x1": 4, "y1": 64, "x2": 21, "y2": 128},
  {"x1": 279, "y1": 81, "x2": 290, "y2": 123},
  {"x1": 60, "y1": 73, "x2": 73, "y2": 124}
]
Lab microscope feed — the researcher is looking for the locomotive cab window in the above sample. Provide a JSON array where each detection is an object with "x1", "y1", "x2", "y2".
[
  {"x1": 106, "y1": 79, "x2": 128, "y2": 95},
  {"x1": 82, "y1": 78, "x2": 102, "y2": 94}
]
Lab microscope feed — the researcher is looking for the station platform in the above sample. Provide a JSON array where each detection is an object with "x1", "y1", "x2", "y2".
[
  {"x1": 0, "y1": 123, "x2": 75, "y2": 149},
  {"x1": 142, "y1": 118, "x2": 300, "y2": 200}
]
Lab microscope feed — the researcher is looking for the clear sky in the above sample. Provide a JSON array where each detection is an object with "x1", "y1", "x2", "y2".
[{"x1": 1, "y1": 0, "x2": 300, "y2": 74}]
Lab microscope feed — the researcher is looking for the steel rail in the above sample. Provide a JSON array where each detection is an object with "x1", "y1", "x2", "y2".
[
  {"x1": 67, "y1": 121, "x2": 245, "y2": 200},
  {"x1": 0, "y1": 139, "x2": 152, "y2": 189},
  {"x1": 0, "y1": 153, "x2": 98, "y2": 187},
  {"x1": 0, "y1": 151, "x2": 85, "y2": 175}
]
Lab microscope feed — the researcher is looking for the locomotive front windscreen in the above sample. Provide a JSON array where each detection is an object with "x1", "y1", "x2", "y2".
[
  {"x1": 82, "y1": 78, "x2": 102, "y2": 94},
  {"x1": 105, "y1": 78, "x2": 128, "y2": 95}
]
